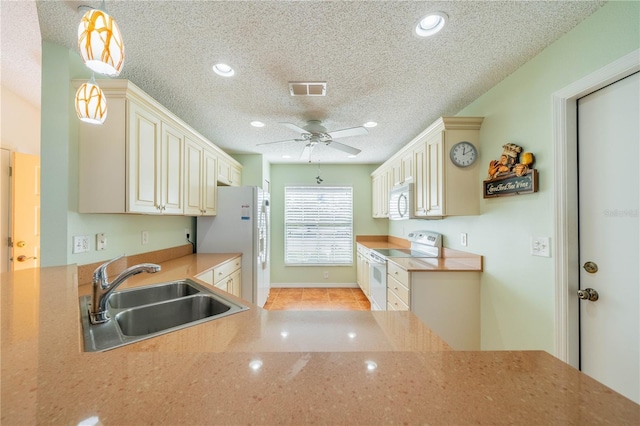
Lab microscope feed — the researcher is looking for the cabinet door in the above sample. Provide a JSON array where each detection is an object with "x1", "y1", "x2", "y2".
[
  {"x1": 427, "y1": 132, "x2": 444, "y2": 216},
  {"x1": 401, "y1": 152, "x2": 413, "y2": 184},
  {"x1": 229, "y1": 164, "x2": 242, "y2": 186},
  {"x1": 160, "y1": 122, "x2": 184, "y2": 214},
  {"x1": 128, "y1": 101, "x2": 161, "y2": 213},
  {"x1": 218, "y1": 157, "x2": 231, "y2": 185},
  {"x1": 184, "y1": 137, "x2": 203, "y2": 216},
  {"x1": 202, "y1": 148, "x2": 217, "y2": 215},
  {"x1": 413, "y1": 143, "x2": 428, "y2": 216},
  {"x1": 229, "y1": 269, "x2": 241, "y2": 297}
]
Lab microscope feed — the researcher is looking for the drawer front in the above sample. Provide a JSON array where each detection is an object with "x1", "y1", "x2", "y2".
[
  {"x1": 387, "y1": 287, "x2": 409, "y2": 311},
  {"x1": 213, "y1": 257, "x2": 241, "y2": 284},
  {"x1": 387, "y1": 275, "x2": 410, "y2": 306},
  {"x1": 387, "y1": 261, "x2": 409, "y2": 287},
  {"x1": 196, "y1": 270, "x2": 214, "y2": 286}
]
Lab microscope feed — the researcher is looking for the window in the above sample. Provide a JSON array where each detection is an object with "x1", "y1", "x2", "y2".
[{"x1": 284, "y1": 186, "x2": 353, "y2": 265}]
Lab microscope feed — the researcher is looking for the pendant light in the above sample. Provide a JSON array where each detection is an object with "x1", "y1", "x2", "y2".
[
  {"x1": 75, "y1": 74, "x2": 108, "y2": 125},
  {"x1": 77, "y1": 2, "x2": 124, "y2": 77}
]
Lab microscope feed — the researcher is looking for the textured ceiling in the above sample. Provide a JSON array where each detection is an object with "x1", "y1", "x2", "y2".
[{"x1": 32, "y1": 0, "x2": 604, "y2": 164}]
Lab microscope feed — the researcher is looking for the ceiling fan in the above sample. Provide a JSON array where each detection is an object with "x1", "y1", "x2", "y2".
[{"x1": 257, "y1": 120, "x2": 368, "y2": 162}]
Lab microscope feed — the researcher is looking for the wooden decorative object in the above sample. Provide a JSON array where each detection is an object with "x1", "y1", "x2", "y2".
[{"x1": 483, "y1": 144, "x2": 538, "y2": 198}]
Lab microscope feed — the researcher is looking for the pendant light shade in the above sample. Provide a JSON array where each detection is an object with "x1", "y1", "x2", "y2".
[
  {"x1": 78, "y1": 8, "x2": 124, "y2": 77},
  {"x1": 75, "y1": 76, "x2": 108, "y2": 124}
]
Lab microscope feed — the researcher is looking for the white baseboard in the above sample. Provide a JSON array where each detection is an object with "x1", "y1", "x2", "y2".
[{"x1": 271, "y1": 282, "x2": 359, "y2": 289}]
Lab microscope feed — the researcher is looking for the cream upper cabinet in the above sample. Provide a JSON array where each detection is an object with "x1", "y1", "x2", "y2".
[
  {"x1": 126, "y1": 103, "x2": 184, "y2": 214},
  {"x1": 412, "y1": 142, "x2": 428, "y2": 216},
  {"x1": 371, "y1": 169, "x2": 389, "y2": 218},
  {"x1": 75, "y1": 79, "x2": 240, "y2": 215},
  {"x1": 126, "y1": 100, "x2": 162, "y2": 213},
  {"x1": 217, "y1": 156, "x2": 242, "y2": 186},
  {"x1": 372, "y1": 117, "x2": 483, "y2": 219},
  {"x1": 426, "y1": 130, "x2": 444, "y2": 217},
  {"x1": 184, "y1": 136, "x2": 217, "y2": 216}
]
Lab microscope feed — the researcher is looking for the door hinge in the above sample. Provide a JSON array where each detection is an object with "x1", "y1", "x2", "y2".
[
  {"x1": 8, "y1": 237, "x2": 13, "y2": 247},
  {"x1": 8, "y1": 166, "x2": 12, "y2": 177}
]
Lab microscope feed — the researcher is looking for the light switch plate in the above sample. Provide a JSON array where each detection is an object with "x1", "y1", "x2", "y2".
[
  {"x1": 461, "y1": 233, "x2": 468, "y2": 247},
  {"x1": 96, "y1": 233, "x2": 107, "y2": 251},
  {"x1": 531, "y1": 237, "x2": 551, "y2": 257},
  {"x1": 141, "y1": 230, "x2": 149, "y2": 245},
  {"x1": 72, "y1": 235, "x2": 90, "y2": 254}
]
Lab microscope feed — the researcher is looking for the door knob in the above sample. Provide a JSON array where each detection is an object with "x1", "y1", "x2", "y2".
[{"x1": 577, "y1": 288, "x2": 599, "y2": 302}]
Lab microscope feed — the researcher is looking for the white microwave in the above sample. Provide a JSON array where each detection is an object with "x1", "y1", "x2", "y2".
[{"x1": 389, "y1": 183, "x2": 416, "y2": 220}]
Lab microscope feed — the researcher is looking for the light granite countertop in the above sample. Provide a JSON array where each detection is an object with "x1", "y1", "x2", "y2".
[{"x1": 1, "y1": 254, "x2": 637, "y2": 425}]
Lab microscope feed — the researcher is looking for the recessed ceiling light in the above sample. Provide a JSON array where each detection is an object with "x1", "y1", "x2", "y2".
[
  {"x1": 250, "y1": 121, "x2": 265, "y2": 127},
  {"x1": 415, "y1": 12, "x2": 448, "y2": 37},
  {"x1": 282, "y1": 155, "x2": 291, "y2": 159},
  {"x1": 363, "y1": 121, "x2": 378, "y2": 128},
  {"x1": 213, "y1": 63, "x2": 235, "y2": 77},
  {"x1": 348, "y1": 155, "x2": 357, "y2": 158}
]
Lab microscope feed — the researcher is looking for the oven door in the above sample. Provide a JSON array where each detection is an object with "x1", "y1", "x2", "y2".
[{"x1": 369, "y1": 257, "x2": 387, "y2": 311}]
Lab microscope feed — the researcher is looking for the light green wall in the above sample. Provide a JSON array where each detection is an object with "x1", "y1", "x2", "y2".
[
  {"x1": 232, "y1": 153, "x2": 271, "y2": 190},
  {"x1": 389, "y1": 1, "x2": 639, "y2": 352},
  {"x1": 271, "y1": 163, "x2": 387, "y2": 285},
  {"x1": 41, "y1": 42, "x2": 194, "y2": 267}
]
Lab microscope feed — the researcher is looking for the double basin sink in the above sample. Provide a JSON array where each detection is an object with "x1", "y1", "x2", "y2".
[{"x1": 79, "y1": 279, "x2": 249, "y2": 352}]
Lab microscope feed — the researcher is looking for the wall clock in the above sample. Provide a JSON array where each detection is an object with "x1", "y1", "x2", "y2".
[{"x1": 449, "y1": 141, "x2": 478, "y2": 167}]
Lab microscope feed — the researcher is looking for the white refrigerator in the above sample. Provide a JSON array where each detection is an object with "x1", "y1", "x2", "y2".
[{"x1": 197, "y1": 186, "x2": 270, "y2": 307}]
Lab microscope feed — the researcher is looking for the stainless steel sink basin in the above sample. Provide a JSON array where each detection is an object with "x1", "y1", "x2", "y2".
[
  {"x1": 116, "y1": 295, "x2": 232, "y2": 336},
  {"x1": 108, "y1": 280, "x2": 200, "y2": 309},
  {"x1": 79, "y1": 279, "x2": 249, "y2": 352}
]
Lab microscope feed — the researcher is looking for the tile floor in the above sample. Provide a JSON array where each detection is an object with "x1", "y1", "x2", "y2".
[{"x1": 264, "y1": 288, "x2": 371, "y2": 311}]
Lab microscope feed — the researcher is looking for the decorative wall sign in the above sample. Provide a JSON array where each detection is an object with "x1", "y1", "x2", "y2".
[
  {"x1": 484, "y1": 169, "x2": 538, "y2": 198},
  {"x1": 484, "y1": 143, "x2": 538, "y2": 198}
]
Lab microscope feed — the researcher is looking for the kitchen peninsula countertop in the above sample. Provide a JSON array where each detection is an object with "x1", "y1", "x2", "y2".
[{"x1": 1, "y1": 254, "x2": 637, "y2": 425}]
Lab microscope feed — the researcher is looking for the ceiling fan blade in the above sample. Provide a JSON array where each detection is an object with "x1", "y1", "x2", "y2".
[
  {"x1": 327, "y1": 126, "x2": 368, "y2": 139},
  {"x1": 300, "y1": 143, "x2": 314, "y2": 162},
  {"x1": 280, "y1": 122, "x2": 310, "y2": 134},
  {"x1": 256, "y1": 138, "x2": 304, "y2": 146},
  {"x1": 327, "y1": 141, "x2": 361, "y2": 156}
]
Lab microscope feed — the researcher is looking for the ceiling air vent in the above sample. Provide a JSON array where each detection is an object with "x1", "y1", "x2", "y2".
[{"x1": 288, "y1": 81, "x2": 327, "y2": 96}]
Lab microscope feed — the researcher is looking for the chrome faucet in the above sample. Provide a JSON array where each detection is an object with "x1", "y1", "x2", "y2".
[{"x1": 90, "y1": 254, "x2": 161, "y2": 324}]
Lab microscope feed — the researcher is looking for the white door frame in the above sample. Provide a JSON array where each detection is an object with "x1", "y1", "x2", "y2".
[{"x1": 552, "y1": 49, "x2": 640, "y2": 368}]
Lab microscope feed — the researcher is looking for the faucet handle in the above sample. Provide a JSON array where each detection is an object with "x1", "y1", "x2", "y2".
[{"x1": 93, "y1": 254, "x2": 126, "y2": 283}]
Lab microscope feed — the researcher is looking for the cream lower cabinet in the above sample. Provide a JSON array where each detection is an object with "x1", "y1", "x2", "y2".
[
  {"x1": 184, "y1": 136, "x2": 217, "y2": 216},
  {"x1": 356, "y1": 244, "x2": 371, "y2": 298},
  {"x1": 197, "y1": 256, "x2": 242, "y2": 298},
  {"x1": 386, "y1": 261, "x2": 480, "y2": 350}
]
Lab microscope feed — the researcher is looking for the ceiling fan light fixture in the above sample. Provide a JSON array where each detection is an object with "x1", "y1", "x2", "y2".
[
  {"x1": 415, "y1": 12, "x2": 448, "y2": 37},
  {"x1": 363, "y1": 121, "x2": 378, "y2": 128},
  {"x1": 213, "y1": 63, "x2": 235, "y2": 77},
  {"x1": 77, "y1": 7, "x2": 125, "y2": 77},
  {"x1": 75, "y1": 75, "x2": 108, "y2": 125}
]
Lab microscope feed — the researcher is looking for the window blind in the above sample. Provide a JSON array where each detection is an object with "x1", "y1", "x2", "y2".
[{"x1": 284, "y1": 186, "x2": 353, "y2": 265}]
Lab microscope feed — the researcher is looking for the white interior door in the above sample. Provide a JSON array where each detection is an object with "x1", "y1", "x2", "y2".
[{"x1": 577, "y1": 72, "x2": 639, "y2": 403}]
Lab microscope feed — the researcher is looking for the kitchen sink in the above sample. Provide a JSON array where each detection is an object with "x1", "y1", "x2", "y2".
[{"x1": 79, "y1": 279, "x2": 249, "y2": 352}]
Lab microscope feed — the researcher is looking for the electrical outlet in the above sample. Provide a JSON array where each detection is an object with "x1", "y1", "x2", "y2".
[
  {"x1": 141, "y1": 230, "x2": 149, "y2": 245},
  {"x1": 323, "y1": 271, "x2": 329, "y2": 279},
  {"x1": 531, "y1": 237, "x2": 551, "y2": 257},
  {"x1": 461, "y1": 233, "x2": 468, "y2": 247},
  {"x1": 96, "y1": 233, "x2": 107, "y2": 251},
  {"x1": 72, "y1": 235, "x2": 90, "y2": 254}
]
